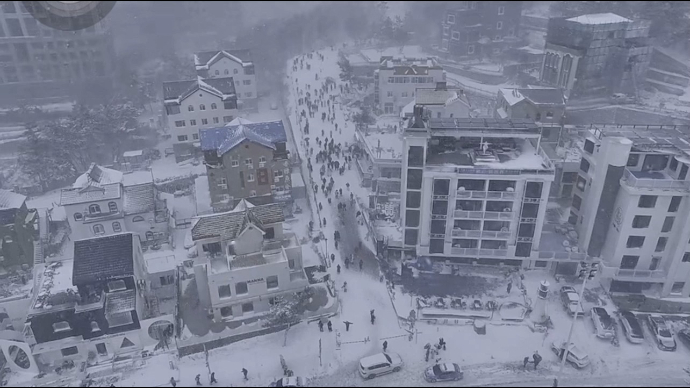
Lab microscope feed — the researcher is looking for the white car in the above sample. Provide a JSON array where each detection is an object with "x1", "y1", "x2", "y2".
[
  {"x1": 270, "y1": 377, "x2": 303, "y2": 387},
  {"x1": 550, "y1": 341, "x2": 590, "y2": 369},
  {"x1": 359, "y1": 352, "x2": 403, "y2": 379},
  {"x1": 560, "y1": 286, "x2": 584, "y2": 316},
  {"x1": 647, "y1": 315, "x2": 676, "y2": 351},
  {"x1": 590, "y1": 307, "x2": 615, "y2": 339},
  {"x1": 619, "y1": 310, "x2": 645, "y2": 344}
]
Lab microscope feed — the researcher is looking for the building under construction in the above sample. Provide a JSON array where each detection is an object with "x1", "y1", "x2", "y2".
[{"x1": 541, "y1": 13, "x2": 652, "y2": 100}]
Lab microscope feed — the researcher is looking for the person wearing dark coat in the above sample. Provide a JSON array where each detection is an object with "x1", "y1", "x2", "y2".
[
  {"x1": 359, "y1": 259, "x2": 363, "y2": 271},
  {"x1": 210, "y1": 373, "x2": 217, "y2": 384},
  {"x1": 532, "y1": 351, "x2": 542, "y2": 370},
  {"x1": 170, "y1": 377, "x2": 177, "y2": 387},
  {"x1": 195, "y1": 374, "x2": 202, "y2": 386},
  {"x1": 327, "y1": 320, "x2": 333, "y2": 332},
  {"x1": 242, "y1": 368, "x2": 248, "y2": 380},
  {"x1": 344, "y1": 321, "x2": 352, "y2": 331},
  {"x1": 318, "y1": 320, "x2": 324, "y2": 332},
  {"x1": 523, "y1": 356, "x2": 529, "y2": 369},
  {"x1": 337, "y1": 264, "x2": 341, "y2": 274},
  {"x1": 383, "y1": 341, "x2": 388, "y2": 352}
]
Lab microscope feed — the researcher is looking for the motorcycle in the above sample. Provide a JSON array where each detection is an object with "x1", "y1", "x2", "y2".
[
  {"x1": 416, "y1": 297, "x2": 432, "y2": 309},
  {"x1": 450, "y1": 298, "x2": 467, "y2": 310},
  {"x1": 434, "y1": 297, "x2": 448, "y2": 309},
  {"x1": 471, "y1": 299, "x2": 483, "y2": 310}
]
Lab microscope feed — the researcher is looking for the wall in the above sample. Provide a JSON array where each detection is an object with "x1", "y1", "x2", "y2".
[
  {"x1": 124, "y1": 212, "x2": 168, "y2": 241},
  {"x1": 206, "y1": 57, "x2": 258, "y2": 101},
  {"x1": 378, "y1": 68, "x2": 446, "y2": 114},
  {"x1": 64, "y1": 198, "x2": 124, "y2": 241},
  {"x1": 233, "y1": 226, "x2": 264, "y2": 255},
  {"x1": 166, "y1": 89, "x2": 239, "y2": 143},
  {"x1": 148, "y1": 269, "x2": 176, "y2": 300},
  {"x1": 426, "y1": 100, "x2": 472, "y2": 119}
]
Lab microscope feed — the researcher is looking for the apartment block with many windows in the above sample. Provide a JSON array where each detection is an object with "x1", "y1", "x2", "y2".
[
  {"x1": 374, "y1": 56, "x2": 445, "y2": 115},
  {"x1": 194, "y1": 49, "x2": 257, "y2": 110},
  {"x1": 571, "y1": 125, "x2": 690, "y2": 298},
  {"x1": 402, "y1": 108, "x2": 559, "y2": 272}
]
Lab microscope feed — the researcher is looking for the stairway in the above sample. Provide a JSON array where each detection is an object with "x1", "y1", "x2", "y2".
[{"x1": 33, "y1": 240, "x2": 44, "y2": 266}]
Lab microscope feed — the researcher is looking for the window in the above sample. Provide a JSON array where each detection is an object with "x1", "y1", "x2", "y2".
[
  {"x1": 632, "y1": 215, "x2": 651, "y2": 228},
  {"x1": 89, "y1": 204, "x2": 101, "y2": 214},
  {"x1": 223, "y1": 116, "x2": 233, "y2": 123},
  {"x1": 662, "y1": 216, "x2": 675, "y2": 232},
  {"x1": 266, "y1": 276, "x2": 279, "y2": 289},
  {"x1": 190, "y1": 119, "x2": 197, "y2": 126},
  {"x1": 96, "y1": 342, "x2": 107, "y2": 356},
  {"x1": 175, "y1": 120, "x2": 185, "y2": 128},
  {"x1": 223, "y1": 69, "x2": 229, "y2": 75},
  {"x1": 583, "y1": 140, "x2": 595, "y2": 154},
  {"x1": 6, "y1": 19, "x2": 23, "y2": 37},
  {"x1": 199, "y1": 104, "x2": 206, "y2": 111},
  {"x1": 620, "y1": 255, "x2": 639, "y2": 270},
  {"x1": 627, "y1": 153, "x2": 639, "y2": 167},
  {"x1": 218, "y1": 285, "x2": 232, "y2": 298},
  {"x1": 93, "y1": 224, "x2": 105, "y2": 235},
  {"x1": 405, "y1": 210, "x2": 420, "y2": 227},
  {"x1": 404, "y1": 229, "x2": 418, "y2": 245},
  {"x1": 670, "y1": 157, "x2": 678, "y2": 171},
  {"x1": 671, "y1": 282, "x2": 685, "y2": 295},
  {"x1": 669, "y1": 196, "x2": 682, "y2": 212},
  {"x1": 214, "y1": 70, "x2": 219, "y2": 75},
  {"x1": 235, "y1": 282, "x2": 248, "y2": 294},
  {"x1": 498, "y1": 5, "x2": 505, "y2": 15},
  {"x1": 451, "y1": 31, "x2": 460, "y2": 40},
  {"x1": 242, "y1": 302, "x2": 254, "y2": 313},
  {"x1": 683, "y1": 252, "x2": 690, "y2": 262},
  {"x1": 638, "y1": 195, "x2": 657, "y2": 208},
  {"x1": 146, "y1": 231, "x2": 154, "y2": 241},
  {"x1": 201, "y1": 118, "x2": 208, "y2": 125},
  {"x1": 53, "y1": 321, "x2": 71, "y2": 333},
  {"x1": 211, "y1": 103, "x2": 217, "y2": 110},
  {"x1": 546, "y1": 111, "x2": 554, "y2": 119},
  {"x1": 225, "y1": 102, "x2": 236, "y2": 110},
  {"x1": 387, "y1": 91, "x2": 393, "y2": 98},
  {"x1": 188, "y1": 105, "x2": 194, "y2": 112},
  {"x1": 571, "y1": 195, "x2": 582, "y2": 210},
  {"x1": 61, "y1": 346, "x2": 79, "y2": 357},
  {"x1": 447, "y1": 14, "x2": 455, "y2": 24},
  {"x1": 112, "y1": 222, "x2": 122, "y2": 233},
  {"x1": 655, "y1": 237, "x2": 668, "y2": 252},
  {"x1": 265, "y1": 227, "x2": 275, "y2": 239},
  {"x1": 234, "y1": 69, "x2": 239, "y2": 74},
  {"x1": 220, "y1": 306, "x2": 233, "y2": 317},
  {"x1": 245, "y1": 158, "x2": 253, "y2": 168},
  {"x1": 243, "y1": 80, "x2": 251, "y2": 85},
  {"x1": 132, "y1": 216, "x2": 145, "y2": 222},
  {"x1": 649, "y1": 257, "x2": 661, "y2": 271},
  {"x1": 213, "y1": 117, "x2": 219, "y2": 124},
  {"x1": 231, "y1": 160, "x2": 239, "y2": 167},
  {"x1": 496, "y1": 21, "x2": 503, "y2": 30},
  {"x1": 74, "y1": 212, "x2": 83, "y2": 221},
  {"x1": 217, "y1": 177, "x2": 228, "y2": 188},
  {"x1": 468, "y1": 45, "x2": 475, "y2": 54},
  {"x1": 108, "y1": 280, "x2": 126, "y2": 292},
  {"x1": 160, "y1": 275, "x2": 175, "y2": 286},
  {"x1": 443, "y1": 25, "x2": 449, "y2": 36},
  {"x1": 193, "y1": 133, "x2": 199, "y2": 140},
  {"x1": 259, "y1": 156, "x2": 267, "y2": 167},
  {"x1": 401, "y1": 92, "x2": 408, "y2": 98},
  {"x1": 274, "y1": 170, "x2": 283, "y2": 182},
  {"x1": 91, "y1": 321, "x2": 101, "y2": 333},
  {"x1": 247, "y1": 173, "x2": 255, "y2": 182},
  {"x1": 626, "y1": 236, "x2": 645, "y2": 248},
  {"x1": 108, "y1": 202, "x2": 118, "y2": 213},
  {"x1": 246, "y1": 92, "x2": 253, "y2": 97},
  {"x1": 177, "y1": 135, "x2": 188, "y2": 141},
  {"x1": 579, "y1": 159, "x2": 590, "y2": 173}
]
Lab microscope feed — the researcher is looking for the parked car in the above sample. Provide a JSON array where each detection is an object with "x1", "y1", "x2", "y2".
[
  {"x1": 618, "y1": 310, "x2": 645, "y2": 344},
  {"x1": 677, "y1": 328, "x2": 690, "y2": 349},
  {"x1": 647, "y1": 315, "x2": 676, "y2": 351},
  {"x1": 359, "y1": 353, "x2": 403, "y2": 379},
  {"x1": 560, "y1": 286, "x2": 584, "y2": 316},
  {"x1": 590, "y1": 307, "x2": 615, "y2": 339},
  {"x1": 270, "y1": 377, "x2": 303, "y2": 387},
  {"x1": 423, "y1": 363, "x2": 463, "y2": 383},
  {"x1": 550, "y1": 341, "x2": 590, "y2": 369}
]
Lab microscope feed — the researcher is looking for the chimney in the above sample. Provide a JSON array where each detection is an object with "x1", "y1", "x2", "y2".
[{"x1": 435, "y1": 81, "x2": 447, "y2": 91}]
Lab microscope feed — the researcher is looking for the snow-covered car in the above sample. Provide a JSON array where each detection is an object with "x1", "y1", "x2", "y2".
[
  {"x1": 677, "y1": 329, "x2": 690, "y2": 350},
  {"x1": 559, "y1": 286, "x2": 584, "y2": 316},
  {"x1": 269, "y1": 377, "x2": 303, "y2": 387},
  {"x1": 619, "y1": 310, "x2": 645, "y2": 344},
  {"x1": 590, "y1": 307, "x2": 615, "y2": 339},
  {"x1": 550, "y1": 342, "x2": 590, "y2": 369},
  {"x1": 647, "y1": 315, "x2": 676, "y2": 351},
  {"x1": 359, "y1": 352, "x2": 403, "y2": 379},
  {"x1": 423, "y1": 363, "x2": 463, "y2": 383}
]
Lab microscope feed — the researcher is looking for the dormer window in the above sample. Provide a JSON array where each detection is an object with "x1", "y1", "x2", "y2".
[
  {"x1": 107, "y1": 279, "x2": 126, "y2": 292},
  {"x1": 53, "y1": 321, "x2": 71, "y2": 333},
  {"x1": 89, "y1": 204, "x2": 101, "y2": 214},
  {"x1": 91, "y1": 321, "x2": 100, "y2": 332},
  {"x1": 447, "y1": 14, "x2": 455, "y2": 24},
  {"x1": 233, "y1": 69, "x2": 238, "y2": 74}
]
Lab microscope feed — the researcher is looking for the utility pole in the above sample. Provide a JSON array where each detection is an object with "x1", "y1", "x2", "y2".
[{"x1": 319, "y1": 338, "x2": 322, "y2": 367}]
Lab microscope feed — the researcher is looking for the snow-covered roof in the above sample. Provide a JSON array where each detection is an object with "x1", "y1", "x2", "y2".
[
  {"x1": 499, "y1": 89, "x2": 525, "y2": 106},
  {"x1": 200, "y1": 120, "x2": 288, "y2": 157},
  {"x1": 163, "y1": 77, "x2": 236, "y2": 104},
  {"x1": 501, "y1": 88, "x2": 566, "y2": 106},
  {"x1": 122, "y1": 170, "x2": 153, "y2": 187},
  {"x1": 123, "y1": 150, "x2": 143, "y2": 158},
  {"x1": 31, "y1": 260, "x2": 78, "y2": 311},
  {"x1": 416, "y1": 88, "x2": 470, "y2": 106},
  {"x1": 360, "y1": 131, "x2": 403, "y2": 161},
  {"x1": 194, "y1": 49, "x2": 253, "y2": 70},
  {"x1": 73, "y1": 163, "x2": 123, "y2": 189},
  {"x1": 145, "y1": 253, "x2": 177, "y2": 274},
  {"x1": 191, "y1": 203, "x2": 284, "y2": 241},
  {"x1": 60, "y1": 184, "x2": 122, "y2": 206},
  {"x1": 0, "y1": 189, "x2": 26, "y2": 210},
  {"x1": 566, "y1": 13, "x2": 630, "y2": 25},
  {"x1": 228, "y1": 117, "x2": 255, "y2": 126},
  {"x1": 233, "y1": 198, "x2": 255, "y2": 212}
]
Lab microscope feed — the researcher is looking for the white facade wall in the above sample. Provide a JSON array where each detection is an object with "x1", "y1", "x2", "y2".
[
  {"x1": 426, "y1": 100, "x2": 472, "y2": 119},
  {"x1": 378, "y1": 69, "x2": 446, "y2": 114},
  {"x1": 168, "y1": 90, "x2": 239, "y2": 144},
  {"x1": 206, "y1": 57, "x2": 258, "y2": 102}
]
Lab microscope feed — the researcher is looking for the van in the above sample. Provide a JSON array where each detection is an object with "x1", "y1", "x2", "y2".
[{"x1": 358, "y1": 352, "x2": 403, "y2": 379}]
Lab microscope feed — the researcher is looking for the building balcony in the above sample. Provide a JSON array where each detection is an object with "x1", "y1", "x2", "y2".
[
  {"x1": 599, "y1": 263, "x2": 667, "y2": 281},
  {"x1": 454, "y1": 210, "x2": 513, "y2": 220},
  {"x1": 450, "y1": 247, "x2": 508, "y2": 257},
  {"x1": 83, "y1": 210, "x2": 124, "y2": 222},
  {"x1": 451, "y1": 229, "x2": 511, "y2": 239},
  {"x1": 622, "y1": 169, "x2": 690, "y2": 191},
  {"x1": 456, "y1": 190, "x2": 516, "y2": 200}
]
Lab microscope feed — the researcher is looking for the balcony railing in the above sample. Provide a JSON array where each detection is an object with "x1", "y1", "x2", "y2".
[
  {"x1": 535, "y1": 250, "x2": 587, "y2": 261},
  {"x1": 450, "y1": 247, "x2": 508, "y2": 257},
  {"x1": 454, "y1": 210, "x2": 513, "y2": 220},
  {"x1": 614, "y1": 268, "x2": 667, "y2": 279},
  {"x1": 622, "y1": 169, "x2": 690, "y2": 191},
  {"x1": 451, "y1": 229, "x2": 510, "y2": 239},
  {"x1": 456, "y1": 190, "x2": 517, "y2": 200}
]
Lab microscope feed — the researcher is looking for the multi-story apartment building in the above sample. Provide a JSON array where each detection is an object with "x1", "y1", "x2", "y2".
[
  {"x1": 541, "y1": 13, "x2": 652, "y2": 99},
  {"x1": 571, "y1": 125, "x2": 690, "y2": 298},
  {"x1": 0, "y1": 189, "x2": 37, "y2": 268},
  {"x1": 59, "y1": 164, "x2": 169, "y2": 244},
  {"x1": 401, "y1": 108, "x2": 558, "y2": 270},
  {"x1": 23, "y1": 233, "x2": 151, "y2": 372},
  {"x1": 194, "y1": 49, "x2": 257, "y2": 110},
  {"x1": 191, "y1": 200, "x2": 309, "y2": 322},
  {"x1": 0, "y1": 1, "x2": 115, "y2": 103},
  {"x1": 401, "y1": 82, "x2": 472, "y2": 120},
  {"x1": 200, "y1": 119, "x2": 290, "y2": 213},
  {"x1": 375, "y1": 56, "x2": 445, "y2": 115},
  {"x1": 440, "y1": 1, "x2": 523, "y2": 58},
  {"x1": 163, "y1": 77, "x2": 238, "y2": 162}
]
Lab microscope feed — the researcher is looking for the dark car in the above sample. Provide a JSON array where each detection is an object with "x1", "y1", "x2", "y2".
[
  {"x1": 619, "y1": 310, "x2": 644, "y2": 344},
  {"x1": 423, "y1": 363, "x2": 463, "y2": 383},
  {"x1": 677, "y1": 329, "x2": 690, "y2": 349}
]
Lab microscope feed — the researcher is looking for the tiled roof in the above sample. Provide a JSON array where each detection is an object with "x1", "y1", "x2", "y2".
[
  {"x1": 60, "y1": 184, "x2": 122, "y2": 206},
  {"x1": 0, "y1": 189, "x2": 26, "y2": 210},
  {"x1": 105, "y1": 289, "x2": 136, "y2": 315},
  {"x1": 195, "y1": 49, "x2": 253, "y2": 67},
  {"x1": 73, "y1": 233, "x2": 134, "y2": 285},
  {"x1": 191, "y1": 203, "x2": 284, "y2": 241},
  {"x1": 162, "y1": 80, "x2": 196, "y2": 100},
  {"x1": 199, "y1": 120, "x2": 287, "y2": 156},
  {"x1": 123, "y1": 183, "x2": 155, "y2": 215},
  {"x1": 163, "y1": 77, "x2": 236, "y2": 103}
]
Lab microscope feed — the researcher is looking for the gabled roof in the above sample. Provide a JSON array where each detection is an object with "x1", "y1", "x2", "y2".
[
  {"x1": 123, "y1": 183, "x2": 155, "y2": 215},
  {"x1": 0, "y1": 189, "x2": 26, "y2": 210},
  {"x1": 105, "y1": 289, "x2": 136, "y2": 315},
  {"x1": 163, "y1": 77, "x2": 236, "y2": 104},
  {"x1": 73, "y1": 163, "x2": 123, "y2": 189},
  {"x1": 566, "y1": 13, "x2": 630, "y2": 25},
  {"x1": 60, "y1": 184, "x2": 122, "y2": 206},
  {"x1": 195, "y1": 49, "x2": 253, "y2": 69},
  {"x1": 191, "y1": 203, "x2": 284, "y2": 241},
  {"x1": 73, "y1": 233, "x2": 134, "y2": 285},
  {"x1": 199, "y1": 120, "x2": 288, "y2": 157}
]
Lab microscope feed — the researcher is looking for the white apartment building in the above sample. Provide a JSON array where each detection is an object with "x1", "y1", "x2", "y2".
[
  {"x1": 195, "y1": 49, "x2": 258, "y2": 109},
  {"x1": 401, "y1": 108, "x2": 563, "y2": 271},
  {"x1": 163, "y1": 77, "x2": 239, "y2": 162},
  {"x1": 571, "y1": 125, "x2": 690, "y2": 298},
  {"x1": 375, "y1": 56, "x2": 446, "y2": 115},
  {"x1": 191, "y1": 200, "x2": 309, "y2": 322},
  {"x1": 59, "y1": 164, "x2": 169, "y2": 245}
]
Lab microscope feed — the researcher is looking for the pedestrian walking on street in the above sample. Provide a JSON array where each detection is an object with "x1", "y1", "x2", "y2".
[
  {"x1": 170, "y1": 377, "x2": 177, "y2": 387},
  {"x1": 318, "y1": 320, "x2": 324, "y2": 332},
  {"x1": 195, "y1": 374, "x2": 202, "y2": 386},
  {"x1": 242, "y1": 368, "x2": 248, "y2": 380},
  {"x1": 507, "y1": 281, "x2": 512, "y2": 294},
  {"x1": 323, "y1": 217, "x2": 327, "y2": 226},
  {"x1": 426, "y1": 347, "x2": 431, "y2": 362},
  {"x1": 532, "y1": 351, "x2": 542, "y2": 370},
  {"x1": 552, "y1": 378, "x2": 558, "y2": 387},
  {"x1": 383, "y1": 341, "x2": 388, "y2": 352},
  {"x1": 331, "y1": 253, "x2": 335, "y2": 262},
  {"x1": 523, "y1": 356, "x2": 530, "y2": 369},
  {"x1": 344, "y1": 321, "x2": 352, "y2": 331},
  {"x1": 210, "y1": 373, "x2": 217, "y2": 385},
  {"x1": 359, "y1": 259, "x2": 363, "y2": 271},
  {"x1": 337, "y1": 264, "x2": 341, "y2": 274},
  {"x1": 328, "y1": 320, "x2": 333, "y2": 332},
  {"x1": 370, "y1": 309, "x2": 376, "y2": 325}
]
